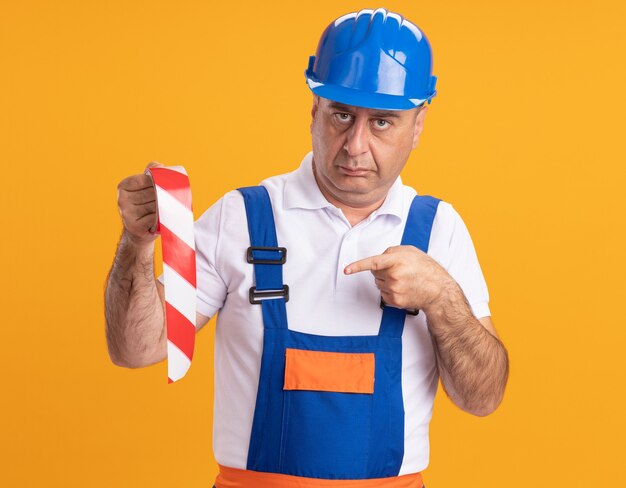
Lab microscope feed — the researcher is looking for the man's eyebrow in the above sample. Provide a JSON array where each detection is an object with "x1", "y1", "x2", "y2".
[
  {"x1": 370, "y1": 110, "x2": 401, "y2": 119},
  {"x1": 328, "y1": 102, "x2": 353, "y2": 112},
  {"x1": 327, "y1": 102, "x2": 401, "y2": 118}
]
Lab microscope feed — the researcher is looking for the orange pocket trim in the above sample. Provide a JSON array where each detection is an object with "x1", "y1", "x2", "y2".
[
  {"x1": 216, "y1": 464, "x2": 424, "y2": 488},
  {"x1": 283, "y1": 348, "x2": 375, "y2": 394}
]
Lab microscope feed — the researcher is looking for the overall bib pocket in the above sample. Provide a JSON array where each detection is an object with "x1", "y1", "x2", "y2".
[
  {"x1": 280, "y1": 348, "x2": 377, "y2": 478},
  {"x1": 284, "y1": 348, "x2": 375, "y2": 393}
]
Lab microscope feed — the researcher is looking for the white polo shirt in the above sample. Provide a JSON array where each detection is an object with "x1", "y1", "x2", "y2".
[{"x1": 157, "y1": 151, "x2": 491, "y2": 475}]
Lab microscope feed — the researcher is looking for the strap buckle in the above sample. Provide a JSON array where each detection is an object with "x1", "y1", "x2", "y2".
[
  {"x1": 249, "y1": 285, "x2": 290, "y2": 304},
  {"x1": 380, "y1": 297, "x2": 419, "y2": 316},
  {"x1": 246, "y1": 246, "x2": 287, "y2": 265}
]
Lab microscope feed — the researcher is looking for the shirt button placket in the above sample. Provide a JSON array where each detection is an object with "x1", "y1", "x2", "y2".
[{"x1": 336, "y1": 231, "x2": 357, "y2": 293}]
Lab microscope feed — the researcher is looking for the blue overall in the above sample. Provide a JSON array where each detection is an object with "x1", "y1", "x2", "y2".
[{"x1": 238, "y1": 186, "x2": 441, "y2": 480}]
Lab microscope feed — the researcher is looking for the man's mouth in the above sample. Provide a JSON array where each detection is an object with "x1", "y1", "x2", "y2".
[{"x1": 338, "y1": 166, "x2": 370, "y2": 176}]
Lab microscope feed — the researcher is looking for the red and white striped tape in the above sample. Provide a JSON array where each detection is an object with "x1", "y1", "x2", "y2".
[{"x1": 145, "y1": 165, "x2": 196, "y2": 384}]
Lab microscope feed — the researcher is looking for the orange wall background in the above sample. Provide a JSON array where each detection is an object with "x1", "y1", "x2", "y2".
[{"x1": 1, "y1": 1, "x2": 625, "y2": 486}]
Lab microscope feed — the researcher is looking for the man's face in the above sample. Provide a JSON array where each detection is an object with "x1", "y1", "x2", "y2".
[{"x1": 310, "y1": 95, "x2": 427, "y2": 208}]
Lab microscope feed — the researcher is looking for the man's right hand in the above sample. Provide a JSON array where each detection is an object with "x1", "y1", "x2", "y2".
[
  {"x1": 107, "y1": 162, "x2": 211, "y2": 368},
  {"x1": 116, "y1": 162, "x2": 164, "y2": 246}
]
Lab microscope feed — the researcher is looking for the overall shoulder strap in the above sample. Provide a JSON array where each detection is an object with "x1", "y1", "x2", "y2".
[
  {"x1": 237, "y1": 186, "x2": 289, "y2": 330},
  {"x1": 399, "y1": 195, "x2": 441, "y2": 251},
  {"x1": 379, "y1": 194, "x2": 442, "y2": 338}
]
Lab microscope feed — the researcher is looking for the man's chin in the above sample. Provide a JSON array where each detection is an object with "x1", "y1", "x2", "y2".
[{"x1": 333, "y1": 179, "x2": 375, "y2": 196}]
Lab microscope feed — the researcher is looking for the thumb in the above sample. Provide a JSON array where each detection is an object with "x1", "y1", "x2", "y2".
[
  {"x1": 144, "y1": 161, "x2": 165, "y2": 234},
  {"x1": 145, "y1": 160, "x2": 166, "y2": 171}
]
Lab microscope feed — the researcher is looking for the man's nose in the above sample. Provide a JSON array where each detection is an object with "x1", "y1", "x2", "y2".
[{"x1": 343, "y1": 117, "x2": 370, "y2": 157}]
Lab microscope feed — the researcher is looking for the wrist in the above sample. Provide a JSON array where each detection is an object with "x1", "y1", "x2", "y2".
[
  {"x1": 117, "y1": 230, "x2": 157, "y2": 270},
  {"x1": 122, "y1": 228, "x2": 157, "y2": 250},
  {"x1": 422, "y1": 278, "x2": 461, "y2": 320}
]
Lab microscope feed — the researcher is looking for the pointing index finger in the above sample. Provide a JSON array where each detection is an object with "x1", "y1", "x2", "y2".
[{"x1": 344, "y1": 254, "x2": 394, "y2": 275}]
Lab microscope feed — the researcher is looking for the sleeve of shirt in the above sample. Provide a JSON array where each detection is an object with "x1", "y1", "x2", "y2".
[
  {"x1": 444, "y1": 203, "x2": 491, "y2": 319},
  {"x1": 156, "y1": 196, "x2": 228, "y2": 319}
]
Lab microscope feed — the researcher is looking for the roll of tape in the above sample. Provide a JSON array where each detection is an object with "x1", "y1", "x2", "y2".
[{"x1": 145, "y1": 165, "x2": 196, "y2": 383}]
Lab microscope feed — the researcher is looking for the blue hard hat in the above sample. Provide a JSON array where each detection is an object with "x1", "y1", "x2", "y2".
[{"x1": 305, "y1": 8, "x2": 438, "y2": 110}]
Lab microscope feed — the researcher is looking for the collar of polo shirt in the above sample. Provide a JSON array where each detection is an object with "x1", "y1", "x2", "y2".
[{"x1": 283, "y1": 151, "x2": 405, "y2": 221}]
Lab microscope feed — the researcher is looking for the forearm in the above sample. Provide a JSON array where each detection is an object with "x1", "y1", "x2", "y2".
[
  {"x1": 424, "y1": 280, "x2": 509, "y2": 416},
  {"x1": 104, "y1": 230, "x2": 165, "y2": 368}
]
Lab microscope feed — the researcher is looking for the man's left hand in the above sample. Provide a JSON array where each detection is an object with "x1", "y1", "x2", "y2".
[{"x1": 344, "y1": 245, "x2": 454, "y2": 313}]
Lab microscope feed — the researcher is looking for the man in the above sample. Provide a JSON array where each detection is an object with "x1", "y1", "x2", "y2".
[{"x1": 105, "y1": 8, "x2": 509, "y2": 488}]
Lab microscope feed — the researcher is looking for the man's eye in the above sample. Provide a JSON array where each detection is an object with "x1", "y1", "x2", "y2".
[
  {"x1": 373, "y1": 119, "x2": 390, "y2": 129},
  {"x1": 335, "y1": 113, "x2": 353, "y2": 123}
]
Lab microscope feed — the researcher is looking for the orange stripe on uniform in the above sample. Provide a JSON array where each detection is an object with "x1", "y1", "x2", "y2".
[
  {"x1": 215, "y1": 465, "x2": 423, "y2": 488},
  {"x1": 283, "y1": 348, "x2": 375, "y2": 394}
]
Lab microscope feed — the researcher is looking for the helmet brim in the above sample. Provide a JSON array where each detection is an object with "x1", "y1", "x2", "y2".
[{"x1": 306, "y1": 76, "x2": 434, "y2": 111}]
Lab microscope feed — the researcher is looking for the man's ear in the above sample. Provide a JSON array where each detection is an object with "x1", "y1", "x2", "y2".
[
  {"x1": 412, "y1": 105, "x2": 428, "y2": 149},
  {"x1": 310, "y1": 95, "x2": 320, "y2": 133},
  {"x1": 311, "y1": 94, "x2": 320, "y2": 116}
]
